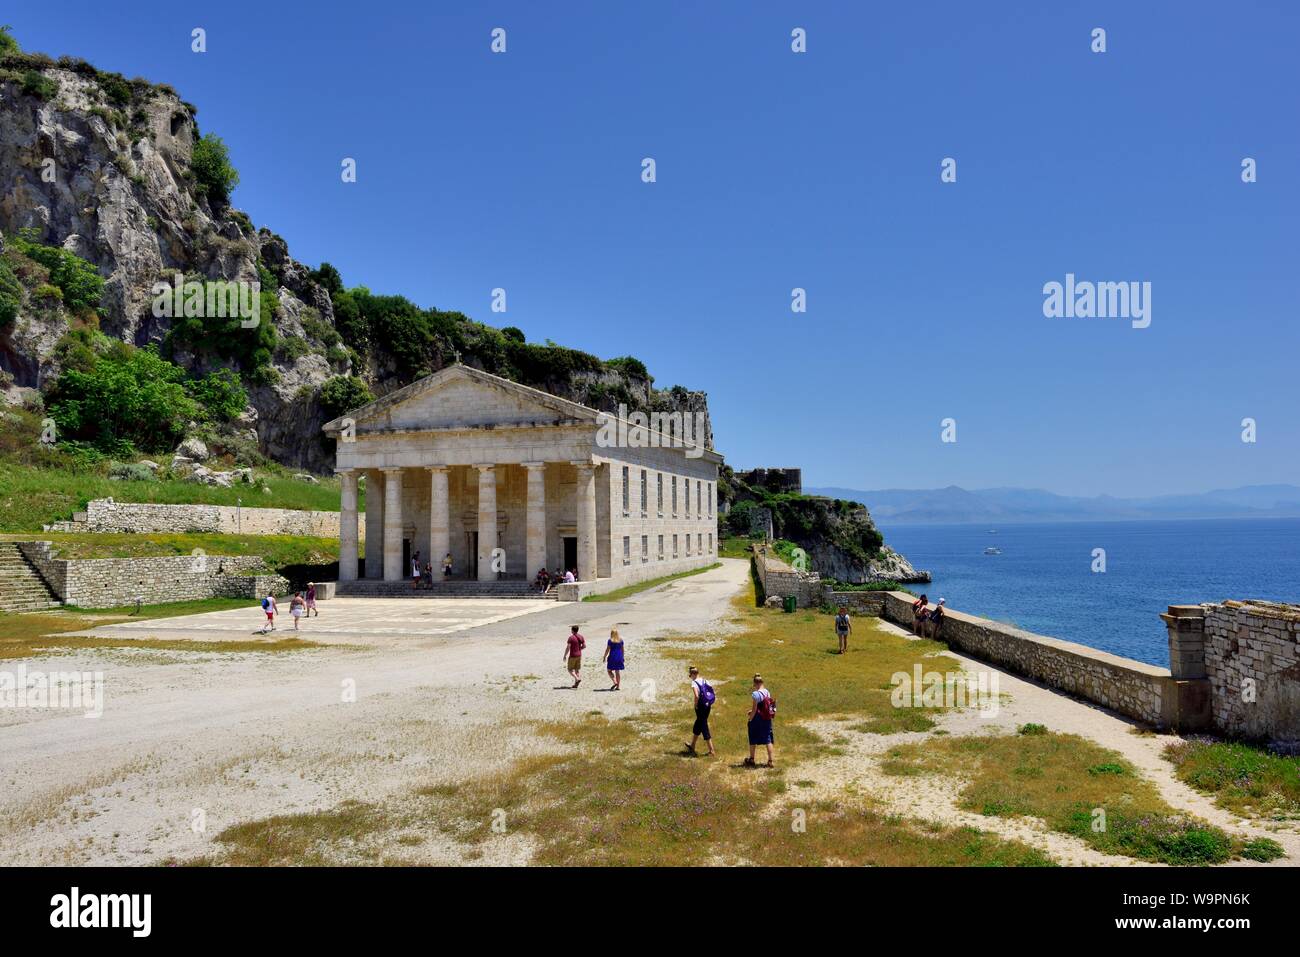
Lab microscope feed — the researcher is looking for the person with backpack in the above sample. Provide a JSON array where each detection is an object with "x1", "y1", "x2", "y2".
[
  {"x1": 602, "y1": 628, "x2": 625, "y2": 691},
  {"x1": 563, "y1": 624, "x2": 586, "y2": 688},
  {"x1": 834, "y1": 605, "x2": 852, "y2": 654},
  {"x1": 685, "y1": 666, "x2": 716, "y2": 756},
  {"x1": 745, "y1": 674, "x2": 776, "y2": 768},
  {"x1": 259, "y1": 592, "x2": 277, "y2": 634}
]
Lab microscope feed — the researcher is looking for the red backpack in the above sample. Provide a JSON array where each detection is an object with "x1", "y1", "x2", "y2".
[{"x1": 757, "y1": 690, "x2": 777, "y2": 720}]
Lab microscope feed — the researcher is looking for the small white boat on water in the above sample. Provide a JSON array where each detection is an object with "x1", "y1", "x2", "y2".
[{"x1": 984, "y1": 546, "x2": 1002, "y2": 555}]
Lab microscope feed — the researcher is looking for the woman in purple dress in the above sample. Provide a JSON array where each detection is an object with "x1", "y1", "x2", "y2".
[{"x1": 602, "y1": 629, "x2": 625, "y2": 691}]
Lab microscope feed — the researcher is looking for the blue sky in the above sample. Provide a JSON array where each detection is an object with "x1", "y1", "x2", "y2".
[{"x1": 9, "y1": 1, "x2": 1298, "y2": 496}]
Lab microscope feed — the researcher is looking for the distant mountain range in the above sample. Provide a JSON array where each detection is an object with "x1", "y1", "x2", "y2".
[{"x1": 804, "y1": 485, "x2": 1300, "y2": 526}]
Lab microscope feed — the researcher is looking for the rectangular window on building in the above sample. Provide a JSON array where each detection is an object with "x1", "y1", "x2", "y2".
[
  {"x1": 673, "y1": 534, "x2": 679, "y2": 558},
  {"x1": 708, "y1": 482, "x2": 713, "y2": 517},
  {"x1": 640, "y1": 469, "x2": 647, "y2": 516},
  {"x1": 657, "y1": 534, "x2": 664, "y2": 560},
  {"x1": 696, "y1": 482, "x2": 701, "y2": 517},
  {"x1": 697, "y1": 533, "x2": 702, "y2": 554},
  {"x1": 708, "y1": 533, "x2": 713, "y2": 553},
  {"x1": 621, "y1": 466, "x2": 629, "y2": 515},
  {"x1": 685, "y1": 479, "x2": 691, "y2": 516},
  {"x1": 641, "y1": 535, "x2": 648, "y2": 561},
  {"x1": 672, "y1": 477, "x2": 678, "y2": 516},
  {"x1": 622, "y1": 536, "x2": 630, "y2": 564},
  {"x1": 657, "y1": 474, "x2": 663, "y2": 515},
  {"x1": 686, "y1": 534, "x2": 692, "y2": 556}
]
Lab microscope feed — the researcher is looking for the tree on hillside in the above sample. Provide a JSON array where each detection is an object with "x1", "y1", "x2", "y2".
[
  {"x1": 191, "y1": 133, "x2": 240, "y2": 203},
  {"x1": 0, "y1": 25, "x2": 20, "y2": 59}
]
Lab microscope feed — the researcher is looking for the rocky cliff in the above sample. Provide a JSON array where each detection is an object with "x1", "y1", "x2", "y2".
[
  {"x1": 0, "y1": 41, "x2": 711, "y2": 473},
  {"x1": 722, "y1": 466, "x2": 929, "y2": 584}
]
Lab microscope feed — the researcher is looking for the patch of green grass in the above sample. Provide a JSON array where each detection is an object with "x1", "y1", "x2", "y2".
[
  {"x1": 583, "y1": 563, "x2": 721, "y2": 602},
  {"x1": 883, "y1": 731, "x2": 1243, "y2": 865},
  {"x1": 1164, "y1": 739, "x2": 1300, "y2": 821},
  {"x1": 1240, "y1": 837, "x2": 1285, "y2": 862},
  {"x1": 0, "y1": 455, "x2": 349, "y2": 533}
]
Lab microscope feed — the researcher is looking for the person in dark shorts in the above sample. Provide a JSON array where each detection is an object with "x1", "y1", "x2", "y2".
[
  {"x1": 745, "y1": 674, "x2": 775, "y2": 768},
  {"x1": 563, "y1": 624, "x2": 585, "y2": 688},
  {"x1": 685, "y1": 666, "x2": 715, "y2": 756},
  {"x1": 912, "y1": 594, "x2": 929, "y2": 636},
  {"x1": 926, "y1": 598, "x2": 946, "y2": 638},
  {"x1": 834, "y1": 605, "x2": 852, "y2": 654}
]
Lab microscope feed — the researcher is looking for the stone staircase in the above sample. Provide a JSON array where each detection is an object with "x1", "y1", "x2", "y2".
[
  {"x1": 337, "y1": 579, "x2": 558, "y2": 600},
  {"x1": 0, "y1": 543, "x2": 63, "y2": 612}
]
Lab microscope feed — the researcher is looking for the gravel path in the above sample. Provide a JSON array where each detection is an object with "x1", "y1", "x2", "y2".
[{"x1": 0, "y1": 563, "x2": 748, "y2": 865}]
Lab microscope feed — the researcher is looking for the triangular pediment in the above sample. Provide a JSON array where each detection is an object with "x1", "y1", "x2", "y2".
[{"x1": 321, "y1": 365, "x2": 598, "y2": 435}]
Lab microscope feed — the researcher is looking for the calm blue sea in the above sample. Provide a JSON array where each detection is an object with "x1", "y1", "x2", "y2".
[{"x1": 877, "y1": 519, "x2": 1300, "y2": 666}]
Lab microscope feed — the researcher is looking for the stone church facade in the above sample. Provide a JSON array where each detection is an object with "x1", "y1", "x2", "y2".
[{"x1": 322, "y1": 366, "x2": 722, "y2": 596}]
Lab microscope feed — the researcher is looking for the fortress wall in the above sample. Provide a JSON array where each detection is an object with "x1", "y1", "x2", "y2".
[
  {"x1": 1199, "y1": 601, "x2": 1300, "y2": 741},
  {"x1": 879, "y1": 591, "x2": 1188, "y2": 729}
]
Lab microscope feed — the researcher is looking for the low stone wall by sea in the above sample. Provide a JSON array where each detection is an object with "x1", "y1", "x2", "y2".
[{"x1": 878, "y1": 591, "x2": 1188, "y2": 729}]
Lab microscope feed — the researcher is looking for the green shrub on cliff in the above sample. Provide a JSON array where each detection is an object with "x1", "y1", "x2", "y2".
[
  {"x1": 8, "y1": 235, "x2": 104, "y2": 313},
  {"x1": 318, "y1": 375, "x2": 373, "y2": 419},
  {"x1": 0, "y1": 257, "x2": 21, "y2": 328},
  {"x1": 192, "y1": 133, "x2": 240, "y2": 203},
  {"x1": 0, "y1": 25, "x2": 20, "y2": 59}
]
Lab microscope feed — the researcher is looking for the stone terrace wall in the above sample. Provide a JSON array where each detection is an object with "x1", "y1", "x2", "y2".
[
  {"x1": 879, "y1": 591, "x2": 1190, "y2": 729},
  {"x1": 47, "y1": 498, "x2": 364, "y2": 539},
  {"x1": 1202, "y1": 601, "x2": 1300, "y2": 741},
  {"x1": 31, "y1": 551, "x2": 282, "y2": 608}
]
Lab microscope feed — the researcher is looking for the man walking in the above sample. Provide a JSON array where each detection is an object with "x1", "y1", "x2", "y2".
[
  {"x1": 563, "y1": 624, "x2": 586, "y2": 688},
  {"x1": 834, "y1": 605, "x2": 852, "y2": 654}
]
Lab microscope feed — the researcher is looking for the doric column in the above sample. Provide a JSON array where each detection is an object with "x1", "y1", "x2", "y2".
[
  {"x1": 475, "y1": 464, "x2": 497, "y2": 582},
  {"x1": 572, "y1": 460, "x2": 597, "y2": 582},
  {"x1": 524, "y1": 462, "x2": 547, "y2": 579},
  {"x1": 364, "y1": 469, "x2": 384, "y2": 579},
  {"x1": 428, "y1": 466, "x2": 450, "y2": 579},
  {"x1": 338, "y1": 469, "x2": 359, "y2": 582},
  {"x1": 382, "y1": 467, "x2": 404, "y2": 582}
]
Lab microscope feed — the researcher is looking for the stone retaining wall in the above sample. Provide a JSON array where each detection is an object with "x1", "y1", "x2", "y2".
[
  {"x1": 750, "y1": 546, "x2": 821, "y2": 607},
  {"x1": 879, "y1": 591, "x2": 1192, "y2": 729},
  {"x1": 822, "y1": 589, "x2": 887, "y2": 616},
  {"x1": 47, "y1": 498, "x2": 363, "y2": 539},
  {"x1": 17, "y1": 545, "x2": 286, "y2": 608}
]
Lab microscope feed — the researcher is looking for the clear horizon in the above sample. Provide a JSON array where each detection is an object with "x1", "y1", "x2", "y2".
[{"x1": 7, "y1": 1, "x2": 1298, "y2": 498}]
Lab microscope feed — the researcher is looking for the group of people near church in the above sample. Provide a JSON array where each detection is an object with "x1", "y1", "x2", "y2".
[
  {"x1": 534, "y1": 566, "x2": 576, "y2": 593},
  {"x1": 559, "y1": 625, "x2": 778, "y2": 769}
]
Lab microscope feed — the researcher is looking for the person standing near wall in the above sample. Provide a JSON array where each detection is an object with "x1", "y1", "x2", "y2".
[{"x1": 835, "y1": 605, "x2": 852, "y2": 654}]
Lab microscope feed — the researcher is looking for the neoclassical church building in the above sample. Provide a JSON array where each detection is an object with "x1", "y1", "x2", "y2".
[{"x1": 322, "y1": 365, "x2": 723, "y2": 597}]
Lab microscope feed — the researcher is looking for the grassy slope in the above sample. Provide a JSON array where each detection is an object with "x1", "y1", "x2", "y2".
[
  {"x1": 0, "y1": 531, "x2": 343, "y2": 567},
  {"x1": 0, "y1": 461, "x2": 347, "y2": 532}
]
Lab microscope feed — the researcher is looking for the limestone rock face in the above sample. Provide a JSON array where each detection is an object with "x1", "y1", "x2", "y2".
[{"x1": 0, "y1": 62, "x2": 713, "y2": 475}]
